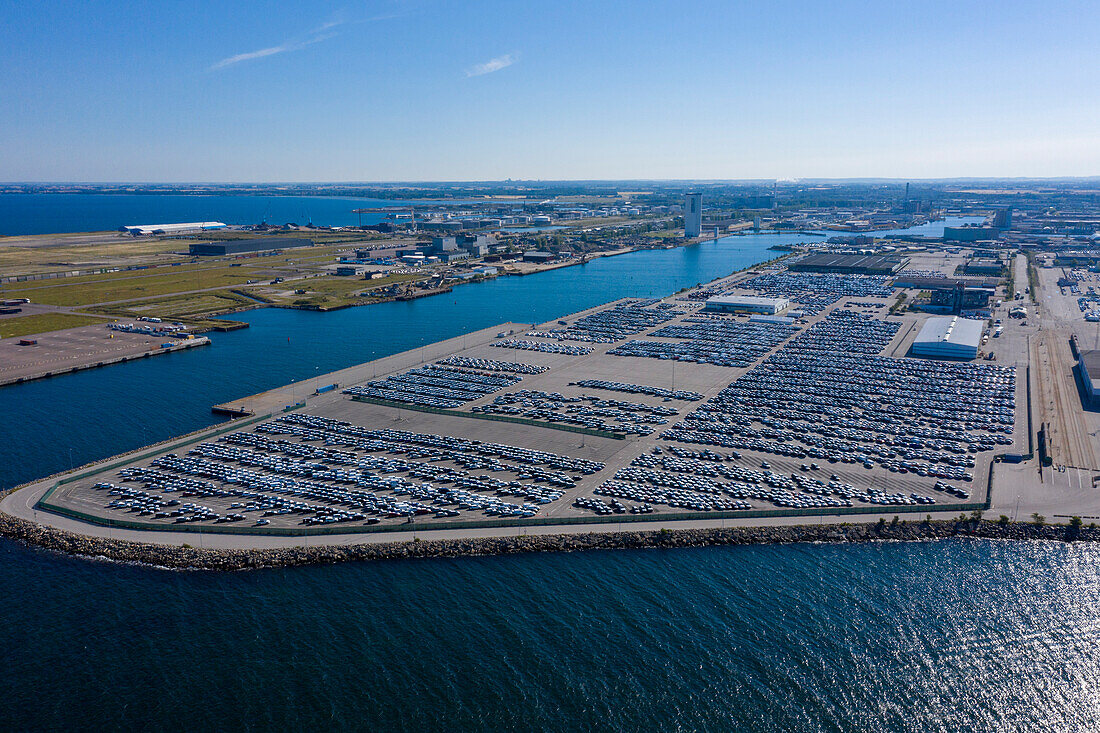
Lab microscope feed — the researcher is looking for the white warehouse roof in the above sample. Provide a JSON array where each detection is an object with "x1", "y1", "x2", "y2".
[
  {"x1": 704, "y1": 295, "x2": 790, "y2": 312},
  {"x1": 121, "y1": 222, "x2": 226, "y2": 235},
  {"x1": 910, "y1": 316, "x2": 983, "y2": 359}
]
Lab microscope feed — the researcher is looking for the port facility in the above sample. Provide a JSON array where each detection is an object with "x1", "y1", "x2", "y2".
[{"x1": 2, "y1": 262, "x2": 1035, "y2": 550}]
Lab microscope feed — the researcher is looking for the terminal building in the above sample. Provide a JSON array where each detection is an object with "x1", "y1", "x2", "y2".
[
  {"x1": 909, "y1": 316, "x2": 983, "y2": 359},
  {"x1": 1076, "y1": 350, "x2": 1100, "y2": 407},
  {"x1": 189, "y1": 238, "x2": 313, "y2": 256},
  {"x1": 703, "y1": 295, "x2": 790, "y2": 315}
]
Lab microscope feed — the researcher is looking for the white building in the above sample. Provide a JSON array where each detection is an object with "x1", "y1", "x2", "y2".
[
  {"x1": 684, "y1": 193, "x2": 702, "y2": 237},
  {"x1": 703, "y1": 295, "x2": 790, "y2": 315},
  {"x1": 910, "y1": 316, "x2": 983, "y2": 359},
  {"x1": 121, "y1": 222, "x2": 226, "y2": 235}
]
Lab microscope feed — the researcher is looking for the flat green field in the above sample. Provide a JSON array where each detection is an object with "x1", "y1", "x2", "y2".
[
  {"x1": 260, "y1": 272, "x2": 422, "y2": 308},
  {"x1": 0, "y1": 266, "x2": 269, "y2": 306},
  {"x1": 0, "y1": 313, "x2": 108, "y2": 339},
  {"x1": 86, "y1": 291, "x2": 258, "y2": 320}
]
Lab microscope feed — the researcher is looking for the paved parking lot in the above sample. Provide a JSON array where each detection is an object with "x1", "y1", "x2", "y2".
[
  {"x1": 40, "y1": 276, "x2": 1017, "y2": 535},
  {"x1": 0, "y1": 323, "x2": 175, "y2": 384}
]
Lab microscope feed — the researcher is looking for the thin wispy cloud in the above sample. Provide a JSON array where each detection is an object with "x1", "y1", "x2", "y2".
[
  {"x1": 209, "y1": 32, "x2": 338, "y2": 71},
  {"x1": 208, "y1": 11, "x2": 358, "y2": 71},
  {"x1": 209, "y1": 45, "x2": 293, "y2": 71},
  {"x1": 311, "y1": 12, "x2": 347, "y2": 35},
  {"x1": 466, "y1": 54, "x2": 516, "y2": 78}
]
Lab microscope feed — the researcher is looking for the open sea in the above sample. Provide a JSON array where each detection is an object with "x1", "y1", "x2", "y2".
[
  {"x1": 0, "y1": 193, "x2": 411, "y2": 235},
  {"x1": 3, "y1": 199, "x2": 1078, "y2": 730}
]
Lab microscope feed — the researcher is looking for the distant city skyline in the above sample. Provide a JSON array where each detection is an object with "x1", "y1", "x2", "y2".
[{"x1": 3, "y1": 0, "x2": 1098, "y2": 182}]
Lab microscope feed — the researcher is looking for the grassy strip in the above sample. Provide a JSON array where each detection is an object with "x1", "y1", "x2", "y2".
[
  {"x1": 0, "y1": 312, "x2": 108, "y2": 338},
  {"x1": 84, "y1": 290, "x2": 258, "y2": 321},
  {"x1": 1, "y1": 266, "x2": 270, "y2": 306},
  {"x1": 349, "y1": 395, "x2": 626, "y2": 440}
]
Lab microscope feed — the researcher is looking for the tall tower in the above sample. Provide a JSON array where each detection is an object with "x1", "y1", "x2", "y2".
[{"x1": 684, "y1": 193, "x2": 702, "y2": 238}]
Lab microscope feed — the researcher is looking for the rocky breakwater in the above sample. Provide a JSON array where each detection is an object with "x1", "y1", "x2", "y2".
[{"x1": 2, "y1": 510, "x2": 1099, "y2": 570}]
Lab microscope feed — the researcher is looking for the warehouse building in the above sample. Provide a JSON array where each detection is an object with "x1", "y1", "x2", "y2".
[
  {"x1": 962, "y1": 257, "x2": 1006, "y2": 276},
  {"x1": 122, "y1": 222, "x2": 226, "y2": 236},
  {"x1": 789, "y1": 252, "x2": 909, "y2": 275},
  {"x1": 1077, "y1": 351, "x2": 1100, "y2": 407},
  {"x1": 944, "y1": 226, "x2": 999, "y2": 242},
  {"x1": 189, "y1": 238, "x2": 313, "y2": 256},
  {"x1": 522, "y1": 250, "x2": 556, "y2": 263},
  {"x1": 909, "y1": 316, "x2": 983, "y2": 359},
  {"x1": 704, "y1": 295, "x2": 790, "y2": 315}
]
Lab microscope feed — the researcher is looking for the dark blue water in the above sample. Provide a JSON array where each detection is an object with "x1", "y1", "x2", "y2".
[
  {"x1": 4, "y1": 209, "x2": 1085, "y2": 730},
  {"x1": 2, "y1": 537, "x2": 1097, "y2": 731},
  {"x1": 0, "y1": 231, "x2": 812, "y2": 489},
  {"x1": 0, "y1": 193, "x2": 405, "y2": 235}
]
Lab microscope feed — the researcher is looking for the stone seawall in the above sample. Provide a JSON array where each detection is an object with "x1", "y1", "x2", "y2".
[{"x1": 1, "y1": 512, "x2": 1096, "y2": 571}]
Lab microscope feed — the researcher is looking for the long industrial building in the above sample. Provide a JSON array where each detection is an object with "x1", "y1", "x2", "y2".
[
  {"x1": 704, "y1": 295, "x2": 790, "y2": 315},
  {"x1": 189, "y1": 238, "x2": 313, "y2": 256},
  {"x1": 121, "y1": 222, "x2": 226, "y2": 235},
  {"x1": 909, "y1": 316, "x2": 983, "y2": 359}
]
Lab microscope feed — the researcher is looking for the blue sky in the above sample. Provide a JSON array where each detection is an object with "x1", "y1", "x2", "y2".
[{"x1": 2, "y1": 0, "x2": 1098, "y2": 181}]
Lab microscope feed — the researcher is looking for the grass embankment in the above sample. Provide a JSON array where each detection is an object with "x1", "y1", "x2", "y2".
[
  {"x1": 0, "y1": 235, "x2": 189, "y2": 276},
  {"x1": 261, "y1": 272, "x2": 423, "y2": 309},
  {"x1": 85, "y1": 291, "x2": 259, "y2": 322},
  {"x1": 0, "y1": 265, "x2": 271, "y2": 306},
  {"x1": 0, "y1": 313, "x2": 107, "y2": 339}
]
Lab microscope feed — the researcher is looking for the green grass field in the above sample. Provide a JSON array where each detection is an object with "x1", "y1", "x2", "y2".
[
  {"x1": 0, "y1": 266, "x2": 270, "y2": 306},
  {"x1": 86, "y1": 291, "x2": 258, "y2": 320},
  {"x1": 0, "y1": 313, "x2": 108, "y2": 339},
  {"x1": 260, "y1": 272, "x2": 423, "y2": 308}
]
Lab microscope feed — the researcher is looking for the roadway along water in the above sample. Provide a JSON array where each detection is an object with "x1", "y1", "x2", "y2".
[
  {"x1": 1, "y1": 537, "x2": 1097, "y2": 730},
  {"x1": 0, "y1": 231, "x2": 814, "y2": 489}
]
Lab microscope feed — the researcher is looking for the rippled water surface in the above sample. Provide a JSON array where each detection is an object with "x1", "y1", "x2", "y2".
[
  {"x1": 3, "y1": 211, "x2": 1084, "y2": 730},
  {"x1": 1, "y1": 538, "x2": 1097, "y2": 731}
]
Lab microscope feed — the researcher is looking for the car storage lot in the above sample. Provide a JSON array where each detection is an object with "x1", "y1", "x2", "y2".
[{"x1": 46, "y1": 275, "x2": 1020, "y2": 534}]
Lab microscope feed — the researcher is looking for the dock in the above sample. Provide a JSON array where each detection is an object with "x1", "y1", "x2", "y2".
[{"x1": 210, "y1": 322, "x2": 530, "y2": 417}]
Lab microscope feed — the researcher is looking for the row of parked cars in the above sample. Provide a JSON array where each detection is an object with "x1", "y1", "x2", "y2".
[
  {"x1": 573, "y1": 379, "x2": 704, "y2": 402},
  {"x1": 436, "y1": 356, "x2": 549, "y2": 375},
  {"x1": 344, "y1": 363, "x2": 522, "y2": 409},
  {"x1": 609, "y1": 319, "x2": 798, "y2": 368},
  {"x1": 658, "y1": 311, "x2": 1013, "y2": 495},
  {"x1": 470, "y1": 389, "x2": 678, "y2": 436},
  {"x1": 267, "y1": 413, "x2": 606, "y2": 475},
  {"x1": 527, "y1": 300, "x2": 679, "y2": 343},
  {"x1": 493, "y1": 339, "x2": 592, "y2": 356},
  {"x1": 95, "y1": 409, "x2": 608, "y2": 526}
]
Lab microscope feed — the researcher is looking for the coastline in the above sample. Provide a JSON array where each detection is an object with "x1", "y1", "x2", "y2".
[{"x1": 0, "y1": 510, "x2": 1091, "y2": 571}]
